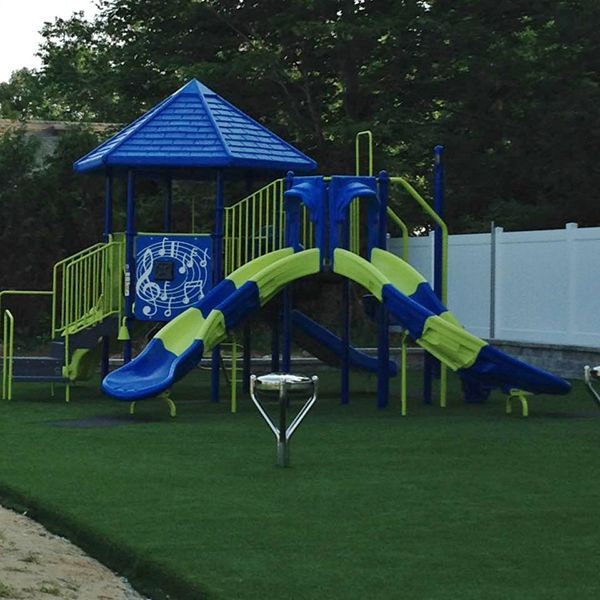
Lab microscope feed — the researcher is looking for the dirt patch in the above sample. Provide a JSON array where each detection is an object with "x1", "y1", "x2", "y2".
[{"x1": 0, "y1": 505, "x2": 146, "y2": 599}]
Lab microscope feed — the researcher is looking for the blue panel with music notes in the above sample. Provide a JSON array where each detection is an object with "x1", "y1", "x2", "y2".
[{"x1": 134, "y1": 234, "x2": 213, "y2": 321}]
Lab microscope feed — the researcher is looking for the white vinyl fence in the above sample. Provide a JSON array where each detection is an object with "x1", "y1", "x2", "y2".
[{"x1": 389, "y1": 223, "x2": 600, "y2": 349}]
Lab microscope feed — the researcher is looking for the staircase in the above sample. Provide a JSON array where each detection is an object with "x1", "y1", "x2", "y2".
[{"x1": 1, "y1": 239, "x2": 124, "y2": 400}]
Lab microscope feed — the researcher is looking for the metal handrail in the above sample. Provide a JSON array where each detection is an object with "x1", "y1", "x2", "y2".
[
  {"x1": 223, "y1": 179, "x2": 314, "y2": 275},
  {"x1": 0, "y1": 290, "x2": 53, "y2": 319},
  {"x1": 389, "y1": 176, "x2": 448, "y2": 305},
  {"x1": 386, "y1": 207, "x2": 410, "y2": 261},
  {"x1": 2, "y1": 309, "x2": 14, "y2": 400},
  {"x1": 351, "y1": 131, "x2": 374, "y2": 254},
  {"x1": 355, "y1": 130, "x2": 373, "y2": 176},
  {"x1": 53, "y1": 240, "x2": 124, "y2": 337}
]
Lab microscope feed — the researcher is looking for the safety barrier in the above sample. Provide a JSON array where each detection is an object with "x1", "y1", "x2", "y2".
[
  {"x1": 224, "y1": 179, "x2": 314, "y2": 275},
  {"x1": 52, "y1": 239, "x2": 124, "y2": 337}
]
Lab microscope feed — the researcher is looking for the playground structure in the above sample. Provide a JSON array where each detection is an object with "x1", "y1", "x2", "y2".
[{"x1": 1, "y1": 79, "x2": 571, "y2": 413}]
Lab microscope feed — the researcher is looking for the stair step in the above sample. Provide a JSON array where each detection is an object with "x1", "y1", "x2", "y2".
[
  {"x1": 7, "y1": 356, "x2": 64, "y2": 378},
  {"x1": 66, "y1": 315, "x2": 119, "y2": 349},
  {"x1": 12, "y1": 375, "x2": 67, "y2": 383}
]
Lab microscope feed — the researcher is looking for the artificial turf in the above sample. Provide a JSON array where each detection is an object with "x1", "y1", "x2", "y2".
[{"x1": 0, "y1": 368, "x2": 598, "y2": 599}]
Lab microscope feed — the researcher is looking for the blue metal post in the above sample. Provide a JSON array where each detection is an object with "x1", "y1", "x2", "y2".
[
  {"x1": 243, "y1": 321, "x2": 251, "y2": 392},
  {"x1": 163, "y1": 175, "x2": 172, "y2": 232},
  {"x1": 243, "y1": 176, "x2": 253, "y2": 390},
  {"x1": 377, "y1": 171, "x2": 390, "y2": 408},
  {"x1": 424, "y1": 145, "x2": 445, "y2": 403},
  {"x1": 211, "y1": 170, "x2": 225, "y2": 402},
  {"x1": 124, "y1": 170, "x2": 136, "y2": 364},
  {"x1": 341, "y1": 278, "x2": 350, "y2": 404},
  {"x1": 341, "y1": 182, "x2": 350, "y2": 405},
  {"x1": 103, "y1": 171, "x2": 113, "y2": 243},
  {"x1": 271, "y1": 315, "x2": 280, "y2": 372},
  {"x1": 101, "y1": 171, "x2": 114, "y2": 378},
  {"x1": 281, "y1": 172, "x2": 294, "y2": 373},
  {"x1": 433, "y1": 146, "x2": 445, "y2": 298}
]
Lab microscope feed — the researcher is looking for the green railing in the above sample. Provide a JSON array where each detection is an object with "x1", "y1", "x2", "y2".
[
  {"x1": 224, "y1": 179, "x2": 314, "y2": 275},
  {"x1": 1, "y1": 240, "x2": 124, "y2": 401},
  {"x1": 389, "y1": 177, "x2": 448, "y2": 304},
  {"x1": 0, "y1": 291, "x2": 53, "y2": 401},
  {"x1": 2, "y1": 309, "x2": 14, "y2": 400},
  {"x1": 52, "y1": 240, "x2": 124, "y2": 337},
  {"x1": 354, "y1": 130, "x2": 410, "y2": 259}
]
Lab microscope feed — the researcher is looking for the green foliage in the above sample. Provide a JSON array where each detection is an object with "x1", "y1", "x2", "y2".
[{"x1": 0, "y1": 0, "x2": 599, "y2": 291}]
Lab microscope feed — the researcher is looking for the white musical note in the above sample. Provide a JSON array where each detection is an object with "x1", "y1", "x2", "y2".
[
  {"x1": 159, "y1": 237, "x2": 167, "y2": 256},
  {"x1": 199, "y1": 248, "x2": 208, "y2": 268},
  {"x1": 164, "y1": 298, "x2": 172, "y2": 318},
  {"x1": 136, "y1": 248, "x2": 161, "y2": 314},
  {"x1": 160, "y1": 281, "x2": 170, "y2": 301},
  {"x1": 178, "y1": 247, "x2": 197, "y2": 274},
  {"x1": 143, "y1": 298, "x2": 158, "y2": 317}
]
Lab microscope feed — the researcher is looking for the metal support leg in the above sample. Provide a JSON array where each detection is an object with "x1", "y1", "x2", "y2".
[
  {"x1": 250, "y1": 373, "x2": 319, "y2": 468},
  {"x1": 584, "y1": 365, "x2": 600, "y2": 408}
]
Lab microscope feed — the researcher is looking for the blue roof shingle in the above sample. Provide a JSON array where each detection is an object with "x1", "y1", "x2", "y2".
[{"x1": 74, "y1": 80, "x2": 317, "y2": 173}]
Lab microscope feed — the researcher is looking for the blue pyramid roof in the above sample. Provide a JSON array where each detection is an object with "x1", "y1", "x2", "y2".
[{"x1": 73, "y1": 80, "x2": 317, "y2": 173}]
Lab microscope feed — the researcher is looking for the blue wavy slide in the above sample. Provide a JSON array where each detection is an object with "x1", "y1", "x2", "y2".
[{"x1": 291, "y1": 309, "x2": 398, "y2": 376}]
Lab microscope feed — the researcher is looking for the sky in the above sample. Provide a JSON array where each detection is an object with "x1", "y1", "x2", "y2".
[{"x1": 0, "y1": 0, "x2": 98, "y2": 83}]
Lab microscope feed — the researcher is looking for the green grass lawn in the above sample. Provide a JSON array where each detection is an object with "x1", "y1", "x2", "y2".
[{"x1": 0, "y1": 368, "x2": 598, "y2": 599}]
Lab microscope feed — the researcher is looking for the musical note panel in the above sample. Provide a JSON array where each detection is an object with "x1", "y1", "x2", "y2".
[{"x1": 134, "y1": 234, "x2": 212, "y2": 321}]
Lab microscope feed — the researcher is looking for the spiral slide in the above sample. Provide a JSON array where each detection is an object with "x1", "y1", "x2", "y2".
[
  {"x1": 334, "y1": 248, "x2": 570, "y2": 395},
  {"x1": 102, "y1": 247, "x2": 320, "y2": 400}
]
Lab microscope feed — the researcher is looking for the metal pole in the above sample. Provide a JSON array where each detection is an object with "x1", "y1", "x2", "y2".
[
  {"x1": 341, "y1": 279, "x2": 350, "y2": 404},
  {"x1": 211, "y1": 170, "x2": 225, "y2": 402},
  {"x1": 424, "y1": 146, "x2": 445, "y2": 403},
  {"x1": 102, "y1": 171, "x2": 114, "y2": 378},
  {"x1": 433, "y1": 146, "x2": 445, "y2": 297},
  {"x1": 242, "y1": 175, "x2": 254, "y2": 391},
  {"x1": 277, "y1": 381, "x2": 289, "y2": 467},
  {"x1": 281, "y1": 172, "x2": 294, "y2": 374},
  {"x1": 163, "y1": 175, "x2": 172, "y2": 232},
  {"x1": 123, "y1": 170, "x2": 136, "y2": 364},
  {"x1": 243, "y1": 321, "x2": 251, "y2": 393},
  {"x1": 341, "y1": 188, "x2": 350, "y2": 404},
  {"x1": 377, "y1": 171, "x2": 390, "y2": 408},
  {"x1": 489, "y1": 221, "x2": 496, "y2": 340}
]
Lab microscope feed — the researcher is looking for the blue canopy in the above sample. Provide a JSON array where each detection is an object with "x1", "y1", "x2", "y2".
[{"x1": 73, "y1": 79, "x2": 317, "y2": 173}]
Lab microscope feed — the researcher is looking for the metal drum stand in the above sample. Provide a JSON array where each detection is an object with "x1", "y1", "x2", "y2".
[{"x1": 250, "y1": 373, "x2": 318, "y2": 467}]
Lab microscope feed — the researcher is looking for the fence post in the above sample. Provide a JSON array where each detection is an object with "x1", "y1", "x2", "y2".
[
  {"x1": 489, "y1": 221, "x2": 496, "y2": 340},
  {"x1": 492, "y1": 226, "x2": 503, "y2": 340},
  {"x1": 566, "y1": 222, "x2": 578, "y2": 346}
]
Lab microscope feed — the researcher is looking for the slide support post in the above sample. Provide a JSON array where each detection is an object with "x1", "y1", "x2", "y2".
[
  {"x1": 281, "y1": 172, "x2": 294, "y2": 374},
  {"x1": 243, "y1": 322, "x2": 251, "y2": 393},
  {"x1": 424, "y1": 146, "x2": 445, "y2": 403},
  {"x1": 123, "y1": 170, "x2": 136, "y2": 364},
  {"x1": 102, "y1": 170, "x2": 113, "y2": 377},
  {"x1": 341, "y1": 278, "x2": 350, "y2": 405},
  {"x1": 377, "y1": 171, "x2": 390, "y2": 408},
  {"x1": 211, "y1": 169, "x2": 225, "y2": 402}
]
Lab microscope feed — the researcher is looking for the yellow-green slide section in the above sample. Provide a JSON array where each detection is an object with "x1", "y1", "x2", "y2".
[
  {"x1": 333, "y1": 248, "x2": 486, "y2": 371},
  {"x1": 156, "y1": 248, "x2": 319, "y2": 357}
]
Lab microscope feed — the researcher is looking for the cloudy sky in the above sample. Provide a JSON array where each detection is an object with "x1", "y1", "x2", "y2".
[{"x1": 0, "y1": 0, "x2": 98, "y2": 83}]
